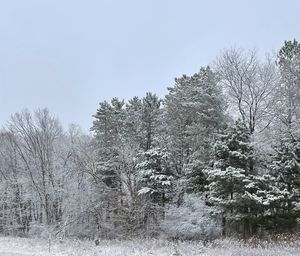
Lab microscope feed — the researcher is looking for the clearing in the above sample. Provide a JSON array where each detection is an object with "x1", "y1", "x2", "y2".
[{"x1": 1, "y1": 236, "x2": 300, "y2": 255}]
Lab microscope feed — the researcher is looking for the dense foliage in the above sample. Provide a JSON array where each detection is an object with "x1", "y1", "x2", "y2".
[{"x1": 1, "y1": 40, "x2": 300, "y2": 240}]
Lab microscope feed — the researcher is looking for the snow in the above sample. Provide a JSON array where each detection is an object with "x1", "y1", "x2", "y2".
[
  {"x1": 138, "y1": 187, "x2": 152, "y2": 195},
  {"x1": 1, "y1": 237, "x2": 300, "y2": 256},
  {"x1": 1, "y1": 254, "x2": 28, "y2": 256},
  {"x1": 161, "y1": 194, "x2": 220, "y2": 240}
]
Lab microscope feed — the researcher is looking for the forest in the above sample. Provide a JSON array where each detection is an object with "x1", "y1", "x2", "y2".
[{"x1": 1, "y1": 39, "x2": 300, "y2": 241}]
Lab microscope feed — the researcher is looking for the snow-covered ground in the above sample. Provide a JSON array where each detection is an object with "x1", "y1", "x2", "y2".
[{"x1": 1, "y1": 236, "x2": 300, "y2": 256}]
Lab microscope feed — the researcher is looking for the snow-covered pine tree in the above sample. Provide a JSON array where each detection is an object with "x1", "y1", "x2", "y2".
[
  {"x1": 92, "y1": 98, "x2": 125, "y2": 188},
  {"x1": 121, "y1": 95, "x2": 162, "y2": 235},
  {"x1": 270, "y1": 135, "x2": 300, "y2": 231},
  {"x1": 141, "y1": 93, "x2": 161, "y2": 151},
  {"x1": 256, "y1": 39, "x2": 300, "y2": 233},
  {"x1": 165, "y1": 67, "x2": 226, "y2": 193},
  {"x1": 91, "y1": 98, "x2": 126, "y2": 235},
  {"x1": 124, "y1": 96, "x2": 144, "y2": 150},
  {"x1": 205, "y1": 120, "x2": 263, "y2": 237},
  {"x1": 136, "y1": 148, "x2": 174, "y2": 229},
  {"x1": 276, "y1": 39, "x2": 300, "y2": 131}
]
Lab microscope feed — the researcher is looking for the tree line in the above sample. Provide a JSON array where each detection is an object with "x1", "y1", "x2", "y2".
[{"x1": 1, "y1": 40, "x2": 300, "y2": 239}]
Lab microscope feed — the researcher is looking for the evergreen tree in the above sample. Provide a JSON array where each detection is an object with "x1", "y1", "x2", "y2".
[
  {"x1": 141, "y1": 93, "x2": 161, "y2": 151},
  {"x1": 270, "y1": 135, "x2": 300, "y2": 231},
  {"x1": 165, "y1": 67, "x2": 226, "y2": 192},
  {"x1": 91, "y1": 98, "x2": 125, "y2": 233},
  {"x1": 136, "y1": 147, "x2": 174, "y2": 228},
  {"x1": 137, "y1": 148, "x2": 174, "y2": 206},
  {"x1": 91, "y1": 98, "x2": 125, "y2": 188},
  {"x1": 206, "y1": 121, "x2": 260, "y2": 237},
  {"x1": 276, "y1": 39, "x2": 300, "y2": 131},
  {"x1": 124, "y1": 96, "x2": 144, "y2": 150}
]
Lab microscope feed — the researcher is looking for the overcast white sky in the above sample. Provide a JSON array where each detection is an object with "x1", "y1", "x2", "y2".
[{"x1": 0, "y1": 0, "x2": 299, "y2": 132}]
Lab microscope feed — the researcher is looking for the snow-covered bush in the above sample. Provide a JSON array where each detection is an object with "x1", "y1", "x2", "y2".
[
  {"x1": 28, "y1": 223, "x2": 54, "y2": 239},
  {"x1": 161, "y1": 194, "x2": 221, "y2": 240}
]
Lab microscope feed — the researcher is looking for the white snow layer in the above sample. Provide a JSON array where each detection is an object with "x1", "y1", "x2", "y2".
[{"x1": 1, "y1": 236, "x2": 300, "y2": 256}]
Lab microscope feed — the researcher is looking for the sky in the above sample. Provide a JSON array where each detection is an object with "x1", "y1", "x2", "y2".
[{"x1": 0, "y1": 0, "x2": 299, "y2": 132}]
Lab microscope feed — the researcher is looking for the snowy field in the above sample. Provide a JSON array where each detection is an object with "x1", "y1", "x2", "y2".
[{"x1": 1, "y1": 237, "x2": 300, "y2": 256}]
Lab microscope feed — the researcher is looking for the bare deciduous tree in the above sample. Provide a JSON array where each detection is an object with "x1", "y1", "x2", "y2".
[{"x1": 215, "y1": 48, "x2": 278, "y2": 134}]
